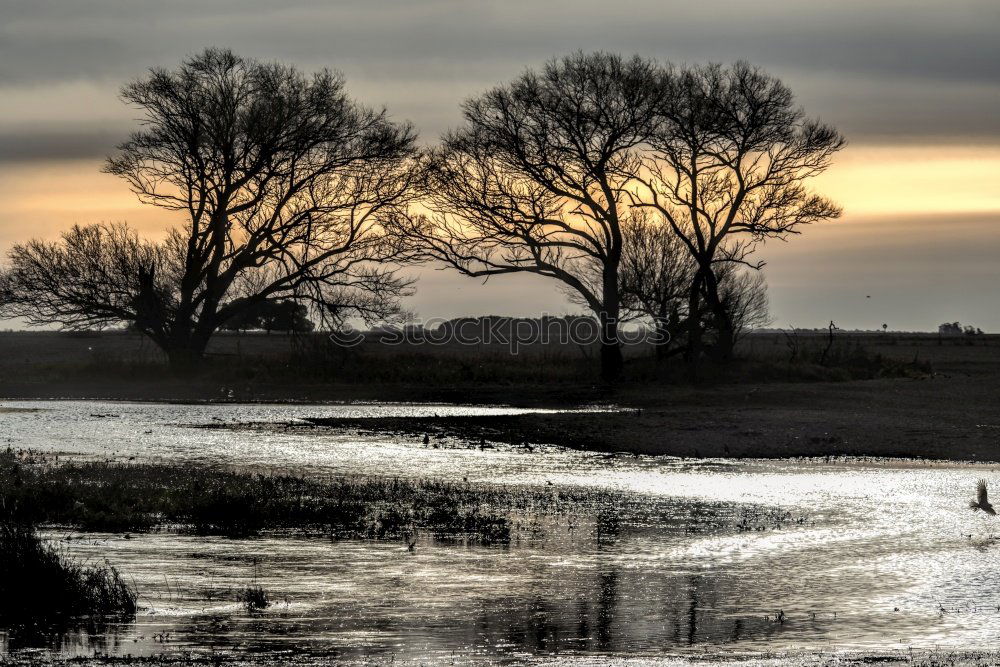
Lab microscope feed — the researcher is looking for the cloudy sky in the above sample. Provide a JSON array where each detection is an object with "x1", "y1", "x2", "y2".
[{"x1": 1, "y1": 0, "x2": 998, "y2": 330}]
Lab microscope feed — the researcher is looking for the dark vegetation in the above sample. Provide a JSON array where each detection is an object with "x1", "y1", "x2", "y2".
[
  {"x1": 0, "y1": 520, "x2": 137, "y2": 627},
  {"x1": 0, "y1": 448, "x2": 631, "y2": 543},
  {"x1": 0, "y1": 328, "x2": 942, "y2": 403},
  {"x1": 236, "y1": 585, "x2": 270, "y2": 613},
  {"x1": 220, "y1": 299, "x2": 315, "y2": 334},
  {"x1": 0, "y1": 449, "x2": 139, "y2": 629},
  {"x1": 0, "y1": 448, "x2": 810, "y2": 548}
]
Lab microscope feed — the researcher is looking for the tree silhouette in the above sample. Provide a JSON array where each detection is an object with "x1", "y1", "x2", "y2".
[
  {"x1": 572, "y1": 210, "x2": 770, "y2": 359},
  {"x1": 391, "y1": 52, "x2": 663, "y2": 381},
  {"x1": 637, "y1": 62, "x2": 844, "y2": 360},
  {"x1": 0, "y1": 49, "x2": 416, "y2": 368}
]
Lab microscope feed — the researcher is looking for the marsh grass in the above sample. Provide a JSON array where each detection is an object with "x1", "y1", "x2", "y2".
[
  {"x1": 1, "y1": 649, "x2": 998, "y2": 666},
  {"x1": 0, "y1": 449, "x2": 625, "y2": 543},
  {"x1": 0, "y1": 520, "x2": 137, "y2": 626}
]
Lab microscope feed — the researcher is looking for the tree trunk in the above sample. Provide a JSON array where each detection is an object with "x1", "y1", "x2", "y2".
[
  {"x1": 685, "y1": 272, "x2": 705, "y2": 363},
  {"x1": 653, "y1": 304, "x2": 681, "y2": 361},
  {"x1": 654, "y1": 320, "x2": 671, "y2": 360},
  {"x1": 165, "y1": 328, "x2": 210, "y2": 372},
  {"x1": 599, "y1": 269, "x2": 623, "y2": 382},
  {"x1": 701, "y1": 268, "x2": 735, "y2": 361},
  {"x1": 600, "y1": 337, "x2": 623, "y2": 382},
  {"x1": 713, "y1": 315, "x2": 735, "y2": 361}
]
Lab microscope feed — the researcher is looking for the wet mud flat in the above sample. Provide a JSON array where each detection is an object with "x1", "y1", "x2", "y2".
[
  {"x1": 197, "y1": 413, "x2": 621, "y2": 453},
  {"x1": 203, "y1": 399, "x2": 1000, "y2": 463}
]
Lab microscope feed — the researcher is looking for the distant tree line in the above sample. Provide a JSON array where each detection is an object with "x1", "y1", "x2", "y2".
[
  {"x1": 220, "y1": 299, "x2": 314, "y2": 334},
  {"x1": 0, "y1": 49, "x2": 843, "y2": 380},
  {"x1": 938, "y1": 322, "x2": 983, "y2": 336}
]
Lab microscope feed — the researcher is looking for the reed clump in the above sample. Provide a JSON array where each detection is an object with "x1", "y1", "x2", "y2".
[{"x1": 0, "y1": 519, "x2": 137, "y2": 626}]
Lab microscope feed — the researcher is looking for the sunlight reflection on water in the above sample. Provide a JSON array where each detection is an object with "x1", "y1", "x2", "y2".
[{"x1": 2, "y1": 400, "x2": 1000, "y2": 662}]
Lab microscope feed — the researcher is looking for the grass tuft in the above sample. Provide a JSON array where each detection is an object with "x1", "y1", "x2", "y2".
[{"x1": 236, "y1": 584, "x2": 269, "y2": 612}]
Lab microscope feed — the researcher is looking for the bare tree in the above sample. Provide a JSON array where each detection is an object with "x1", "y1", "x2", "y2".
[
  {"x1": 390, "y1": 52, "x2": 663, "y2": 381},
  {"x1": 713, "y1": 263, "x2": 771, "y2": 344},
  {"x1": 0, "y1": 49, "x2": 416, "y2": 368},
  {"x1": 577, "y1": 211, "x2": 769, "y2": 360},
  {"x1": 569, "y1": 210, "x2": 693, "y2": 359},
  {"x1": 0, "y1": 223, "x2": 170, "y2": 332},
  {"x1": 638, "y1": 62, "x2": 844, "y2": 360}
]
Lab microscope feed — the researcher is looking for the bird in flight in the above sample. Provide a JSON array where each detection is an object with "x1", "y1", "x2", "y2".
[{"x1": 970, "y1": 479, "x2": 996, "y2": 515}]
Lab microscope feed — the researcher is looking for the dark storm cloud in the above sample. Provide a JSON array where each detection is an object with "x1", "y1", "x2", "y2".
[{"x1": 0, "y1": 0, "x2": 998, "y2": 161}]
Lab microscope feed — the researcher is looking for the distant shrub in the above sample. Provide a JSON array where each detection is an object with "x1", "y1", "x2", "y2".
[{"x1": 939, "y1": 321, "x2": 984, "y2": 336}]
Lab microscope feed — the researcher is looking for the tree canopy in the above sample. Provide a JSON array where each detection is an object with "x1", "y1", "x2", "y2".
[{"x1": 1, "y1": 49, "x2": 416, "y2": 367}]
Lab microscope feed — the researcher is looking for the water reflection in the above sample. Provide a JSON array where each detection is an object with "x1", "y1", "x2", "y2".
[
  {"x1": 2, "y1": 400, "x2": 1000, "y2": 661},
  {"x1": 0, "y1": 489, "x2": 977, "y2": 663}
]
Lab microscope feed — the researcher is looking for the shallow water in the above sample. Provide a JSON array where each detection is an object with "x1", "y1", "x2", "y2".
[{"x1": 3, "y1": 400, "x2": 1000, "y2": 662}]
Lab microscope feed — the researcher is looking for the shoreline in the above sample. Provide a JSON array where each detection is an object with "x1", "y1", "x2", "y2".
[
  {"x1": 4, "y1": 372, "x2": 996, "y2": 464},
  {"x1": 3, "y1": 330, "x2": 1000, "y2": 464}
]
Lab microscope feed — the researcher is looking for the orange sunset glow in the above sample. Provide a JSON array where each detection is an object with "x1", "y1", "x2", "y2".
[{"x1": 1, "y1": 0, "x2": 998, "y2": 330}]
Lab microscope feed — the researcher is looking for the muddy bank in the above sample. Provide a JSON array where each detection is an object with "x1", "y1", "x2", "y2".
[
  {"x1": 6, "y1": 332, "x2": 1000, "y2": 462},
  {"x1": 212, "y1": 368, "x2": 1000, "y2": 461},
  {"x1": 295, "y1": 413, "x2": 628, "y2": 452}
]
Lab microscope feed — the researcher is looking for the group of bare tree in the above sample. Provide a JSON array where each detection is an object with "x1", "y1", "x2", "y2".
[
  {"x1": 393, "y1": 54, "x2": 843, "y2": 378},
  {"x1": 606, "y1": 211, "x2": 771, "y2": 363},
  {"x1": 0, "y1": 49, "x2": 844, "y2": 380}
]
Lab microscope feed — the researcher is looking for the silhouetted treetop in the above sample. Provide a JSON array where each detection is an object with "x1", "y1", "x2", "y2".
[
  {"x1": 393, "y1": 52, "x2": 666, "y2": 380},
  {"x1": 637, "y1": 61, "x2": 844, "y2": 359},
  {"x1": 3, "y1": 48, "x2": 416, "y2": 368}
]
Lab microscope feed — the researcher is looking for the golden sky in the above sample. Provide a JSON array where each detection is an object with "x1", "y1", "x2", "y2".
[
  {"x1": 2, "y1": 143, "x2": 997, "y2": 332},
  {"x1": 1, "y1": 0, "x2": 998, "y2": 330},
  {"x1": 4, "y1": 145, "x2": 998, "y2": 240}
]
